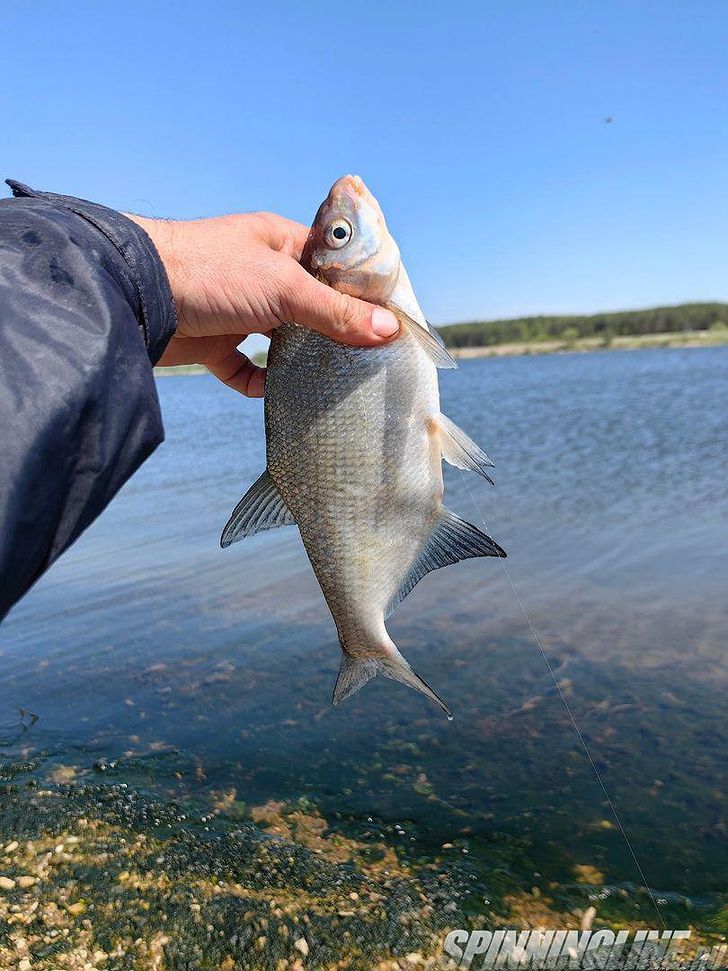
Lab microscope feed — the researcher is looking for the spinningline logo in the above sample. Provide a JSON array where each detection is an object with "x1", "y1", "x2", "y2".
[{"x1": 442, "y1": 928, "x2": 727, "y2": 969}]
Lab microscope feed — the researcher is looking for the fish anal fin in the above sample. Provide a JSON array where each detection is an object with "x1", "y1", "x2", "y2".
[
  {"x1": 385, "y1": 507, "x2": 506, "y2": 617},
  {"x1": 386, "y1": 303, "x2": 458, "y2": 369},
  {"x1": 437, "y1": 413, "x2": 495, "y2": 484},
  {"x1": 220, "y1": 469, "x2": 296, "y2": 548}
]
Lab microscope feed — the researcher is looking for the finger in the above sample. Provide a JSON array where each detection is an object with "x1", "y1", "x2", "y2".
[
  {"x1": 280, "y1": 261, "x2": 399, "y2": 347},
  {"x1": 156, "y1": 334, "x2": 240, "y2": 368},
  {"x1": 253, "y1": 212, "x2": 310, "y2": 259},
  {"x1": 207, "y1": 347, "x2": 266, "y2": 397},
  {"x1": 284, "y1": 221, "x2": 311, "y2": 260}
]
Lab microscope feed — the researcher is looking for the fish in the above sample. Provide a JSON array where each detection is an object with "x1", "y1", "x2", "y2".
[{"x1": 221, "y1": 175, "x2": 505, "y2": 718}]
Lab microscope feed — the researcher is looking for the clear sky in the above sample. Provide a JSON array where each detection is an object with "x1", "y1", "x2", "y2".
[{"x1": 2, "y1": 0, "x2": 727, "y2": 325}]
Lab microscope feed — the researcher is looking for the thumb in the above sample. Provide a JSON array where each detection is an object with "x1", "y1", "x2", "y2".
[{"x1": 281, "y1": 262, "x2": 399, "y2": 347}]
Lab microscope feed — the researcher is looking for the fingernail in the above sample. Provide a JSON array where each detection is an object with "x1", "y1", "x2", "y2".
[{"x1": 371, "y1": 307, "x2": 399, "y2": 338}]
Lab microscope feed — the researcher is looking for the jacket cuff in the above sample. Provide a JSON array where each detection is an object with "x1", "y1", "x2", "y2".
[{"x1": 6, "y1": 180, "x2": 177, "y2": 364}]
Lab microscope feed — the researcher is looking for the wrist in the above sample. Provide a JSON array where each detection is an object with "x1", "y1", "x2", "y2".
[{"x1": 125, "y1": 214, "x2": 189, "y2": 322}]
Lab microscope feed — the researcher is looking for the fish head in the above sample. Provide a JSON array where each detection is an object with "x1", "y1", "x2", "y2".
[{"x1": 302, "y1": 175, "x2": 401, "y2": 304}]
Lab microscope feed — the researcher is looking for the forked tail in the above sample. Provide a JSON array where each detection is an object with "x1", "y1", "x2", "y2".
[
  {"x1": 333, "y1": 647, "x2": 452, "y2": 719},
  {"x1": 331, "y1": 506, "x2": 506, "y2": 720}
]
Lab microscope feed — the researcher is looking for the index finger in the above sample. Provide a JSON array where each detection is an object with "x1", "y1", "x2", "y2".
[{"x1": 254, "y1": 212, "x2": 310, "y2": 260}]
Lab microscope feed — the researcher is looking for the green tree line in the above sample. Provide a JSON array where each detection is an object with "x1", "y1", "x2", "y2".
[{"x1": 439, "y1": 302, "x2": 728, "y2": 348}]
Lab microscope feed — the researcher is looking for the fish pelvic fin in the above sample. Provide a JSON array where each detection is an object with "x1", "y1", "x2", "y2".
[
  {"x1": 333, "y1": 647, "x2": 452, "y2": 719},
  {"x1": 220, "y1": 469, "x2": 296, "y2": 548},
  {"x1": 385, "y1": 507, "x2": 506, "y2": 618},
  {"x1": 438, "y1": 413, "x2": 495, "y2": 484}
]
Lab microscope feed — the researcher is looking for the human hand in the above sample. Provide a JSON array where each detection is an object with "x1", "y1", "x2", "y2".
[{"x1": 126, "y1": 211, "x2": 400, "y2": 397}]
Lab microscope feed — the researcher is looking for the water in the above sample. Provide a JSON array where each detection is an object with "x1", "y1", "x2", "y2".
[{"x1": 1, "y1": 347, "x2": 726, "y2": 926}]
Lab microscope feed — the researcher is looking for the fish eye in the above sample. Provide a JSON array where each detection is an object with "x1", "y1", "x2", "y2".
[{"x1": 325, "y1": 219, "x2": 352, "y2": 249}]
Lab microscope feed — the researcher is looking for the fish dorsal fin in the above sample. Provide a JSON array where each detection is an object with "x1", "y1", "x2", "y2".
[
  {"x1": 386, "y1": 303, "x2": 458, "y2": 369},
  {"x1": 333, "y1": 649, "x2": 452, "y2": 718},
  {"x1": 385, "y1": 507, "x2": 506, "y2": 618},
  {"x1": 220, "y1": 469, "x2": 296, "y2": 548},
  {"x1": 438, "y1": 413, "x2": 495, "y2": 484}
]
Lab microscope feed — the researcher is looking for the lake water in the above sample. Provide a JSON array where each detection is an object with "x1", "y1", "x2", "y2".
[{"x1": 1, "y1": 346, "x2": 726, "y2": 936}]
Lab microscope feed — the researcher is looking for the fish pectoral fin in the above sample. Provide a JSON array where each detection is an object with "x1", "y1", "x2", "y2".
[
  {"x1": 332, "y1": 649, "x2": 452, "y2": 719},
  {"x1": 386, "y1": 303, "x2": 458, "y2": 369},
  {"x1": 438, "y1": 413, "x2": 495, "y2": 484},
  {"x1": 220, "y1": 469, "x2": 296, "y2": 548},
  {"x1": 385, "y1": 507, "x2": 506, "y2": 617}
]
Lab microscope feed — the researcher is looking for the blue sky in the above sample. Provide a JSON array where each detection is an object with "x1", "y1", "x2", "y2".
[{"x1": 2, "y1": 1, "x2": 727, "y2": 325}]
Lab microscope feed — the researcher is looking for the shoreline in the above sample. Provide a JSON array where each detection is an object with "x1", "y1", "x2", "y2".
[
  {"x1": 0, "y1": 757, "x2": 722, "y2": 968},
  {"x1": 153, "y1": 331, "x2": 727, "y2": 376},
  {"x1": 447, "y1": 329, "x2": 728, "y2": 359}
]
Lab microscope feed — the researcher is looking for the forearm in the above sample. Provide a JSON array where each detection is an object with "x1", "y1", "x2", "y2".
[{"x1": 0, "y1": 182, "x2": 177, "y2": 619}]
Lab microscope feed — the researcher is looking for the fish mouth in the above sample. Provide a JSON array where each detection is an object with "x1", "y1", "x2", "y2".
[
  {"x1": 341, "y1": 174, "x2": 366, "y2": 197},
  {"x1": 328, "y1": 175, "x2": 386, "y2": 231},
  {"x1": 331, "y1": 174, "x2": 373, "y2": 206}
]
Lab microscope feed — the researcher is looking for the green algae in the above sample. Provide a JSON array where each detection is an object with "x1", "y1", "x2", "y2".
[
  {"x1": 0, "y1": 751, "x2": 724, "y2": 970},
  {"x1": 0, "y1": 758, "x2": 470, "y2": 970}
]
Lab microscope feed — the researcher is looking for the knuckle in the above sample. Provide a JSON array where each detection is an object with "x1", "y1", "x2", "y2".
[
  {"x1": 335, "y1": 291, "x2": 362, "y2": 333},
  {"x1": 250, "y1": 212, "x2": 287, "y2": 248}
]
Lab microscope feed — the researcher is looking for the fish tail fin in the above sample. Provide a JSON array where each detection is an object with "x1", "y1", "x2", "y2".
[
  {"x1": 332, "y1": 654, "x2": 380, "y2": 706},
  {"x1": 380, "y1": 647, "x2": 453, "y2": 719},
  {"x1": 332, "y1": 645, "x2": 452, "y2": 719}
]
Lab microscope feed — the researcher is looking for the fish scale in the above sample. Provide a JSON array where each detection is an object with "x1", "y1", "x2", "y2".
[
  {"x1": 267, "y1": 324, "x2": 436, "y2": 626},
  {"x1": 221, "y1": 175, "x2": 506, "y2": 717}
]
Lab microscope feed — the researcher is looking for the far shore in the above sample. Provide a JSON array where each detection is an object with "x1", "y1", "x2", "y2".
[
  {"x1": 153, "y1": 329, "x2": 727, "y2": 376},
  {"x1": 448, "y1": 328, "x2": 728, "y2": 359}
]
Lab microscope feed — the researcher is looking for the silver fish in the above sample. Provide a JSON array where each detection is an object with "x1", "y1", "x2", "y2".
[{"x1": 222, "y1": 175, "x2": 505, "y2": 717}]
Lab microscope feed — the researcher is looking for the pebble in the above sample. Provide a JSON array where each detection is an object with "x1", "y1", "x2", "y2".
[
  {"x1": 0, "y1": 876, "x2": 16, "y2": 890},
  {"x1": 581, "y1": 905, "x2": 597, "y2": 931},
  {"x1": 4, "y1": 841, "x2": 19, "y2": 853},
  {"x1": 17, "y1": 876, "x2": 37, "y2": 889},
  {"x1": 294, "y1": 937, "x2": 309, "y2": 957}
]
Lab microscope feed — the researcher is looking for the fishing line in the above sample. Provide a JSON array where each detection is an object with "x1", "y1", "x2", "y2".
[{"x1": 458, "y1": 470, "x2": 666, "y2": 931}]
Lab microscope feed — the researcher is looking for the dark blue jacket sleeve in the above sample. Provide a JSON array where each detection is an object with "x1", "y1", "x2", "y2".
[{"x1": 0, "y1": 181, "x2": 177, "y2": 620}]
